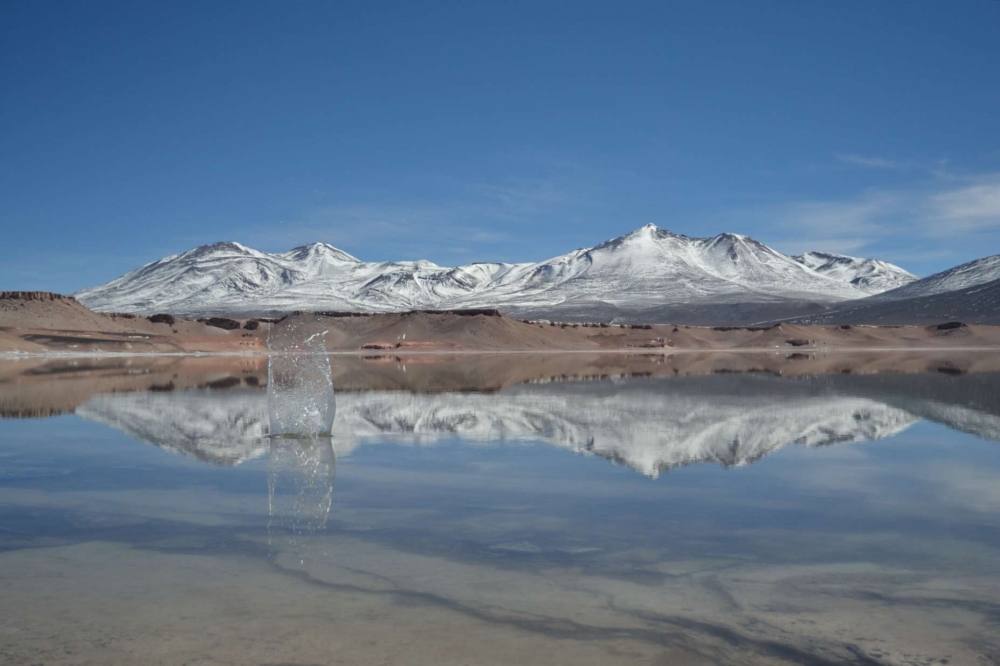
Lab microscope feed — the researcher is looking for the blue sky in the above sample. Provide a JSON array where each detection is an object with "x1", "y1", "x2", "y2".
[{"x1": 2, "y1": 1, "x2": 999, "y2": 293}]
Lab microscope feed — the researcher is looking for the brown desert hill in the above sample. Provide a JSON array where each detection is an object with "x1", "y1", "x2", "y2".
[
  {"x1": 0, "y1": 291, "x2": 268, "y2": 353},
  {"x1": 2, "y1": 292, "x2": 1000, "y2": 355},
  {"x1": 293, "y1": 310, "x2": 1000, "y2": 354},
  {"x1": 1, "y1": 292, "x2": 133, "y2": 332},
  {"x1": 300, "y1": 309, "x2": 599, "y2": 351}
]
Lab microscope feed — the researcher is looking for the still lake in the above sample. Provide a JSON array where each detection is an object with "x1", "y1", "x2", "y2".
[{"x1": 1, "y1": 353, "x2": 999, "y2": 666}]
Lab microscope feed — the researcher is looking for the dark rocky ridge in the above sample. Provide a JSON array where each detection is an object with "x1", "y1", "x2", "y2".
[
  {"x1": 0, "y1": 291, "x2": 77, "y2": 302},
  {"x1": 785, "y1": 278, "x2": 1000, "y2": 326}
]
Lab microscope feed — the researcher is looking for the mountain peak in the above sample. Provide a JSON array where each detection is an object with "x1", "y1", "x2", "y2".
[
  {"x1": 795, "y1": 250, "x2": 847, "y2": 261},
  {"x1": 792, "y1": 251, "x2": 918, "y2": 295},
  {"x1": 179, "y1": 241, "x2": 264, "y2": 260},
  {"x1": 707, "y1": 232, "x2": 756, "y2": 246},
  {"x1": 597, "y1": 224, "x2": 682, "y2": 249},
  {"x1": 632, "y1": 223, "x2": 677, "y2": 237},
  {"x1": 284, "y1": 242, "x2": 360, "y2": 264},
  {"x1": 197, "y1": 241, "x2": 252, "y2": 253}
]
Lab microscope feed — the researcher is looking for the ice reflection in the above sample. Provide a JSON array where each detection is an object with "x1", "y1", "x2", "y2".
[
  {"x1": 267, "y1": 437, "x2": 336, "y2": 535},
  {"x1": 265, "y1": 314, "x2": 338, "y2": 548}
]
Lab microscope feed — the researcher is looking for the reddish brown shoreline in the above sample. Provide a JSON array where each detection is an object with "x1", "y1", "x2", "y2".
[
  {"x1": 4, "y1": 349, "x2": 1000, "y2": 421},
  {"x1": 3, "y1": 291, "x2": 1000, "y2": 355}
]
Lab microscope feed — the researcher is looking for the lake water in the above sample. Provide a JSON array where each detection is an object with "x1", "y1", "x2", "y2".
[{"x1": 1, "y1": 353, "x2": 999, "y2": 666}]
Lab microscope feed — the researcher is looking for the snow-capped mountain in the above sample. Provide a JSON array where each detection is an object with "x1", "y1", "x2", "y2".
[
  {"x1": 482, "y1": 226, "x2": 866, "y2": 310},
  {"x1": 792, "y1": 251, "x2": 917, "y2": 295},
  {"x1": 787, "y1": 254, "x2": 1000, "y2": 325},
  {"x1": 75, "y1": 225, "x2": 904, "y2": 317},
  {"x1": 872, "y1": 254, "x2": 1000, "y2": 301}
]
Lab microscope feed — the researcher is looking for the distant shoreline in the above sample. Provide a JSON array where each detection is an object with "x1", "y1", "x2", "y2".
[
  {"x1": 5, "y1": 345, "x2": 1000, "y2": 360},
  {"x1": 3, "y1": 291, "x2": 1000, "y2": 356}
]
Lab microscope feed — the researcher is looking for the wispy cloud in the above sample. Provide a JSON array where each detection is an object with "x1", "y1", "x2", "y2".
[
  {"x1": 835, "y1": 154, "x2": 899, "y2": 169},
  {"x1": 170, "y1": 152, "x2": 1000, "y2": 280},
  {"x1": 769, "y1": 237, "x2": 871, "y2": 256},
  {"x1": 757, "y1": 172, "x2": 1000, "y2": 269},
  {"x1": 238, "y1": 176, "x2": 586, "y2": 265},
  {"x1": 834, "y1": 153, "x2": 952, "y2": 175},
  {"x1": 0, "y1": 250, "x2": 173, "y2": 294},
  {"x1": 926, "y1": 174, "x2": 1000, "y2": 234},
  {"x1": 782, "y1": 191, "x2": 904, "y2": 235},
  {"x1": 470, "y1": 179, "x2": 572, "y2": 212},
  {"x1": 764, "y1": 190, "x2": 907, "y2": 256}
]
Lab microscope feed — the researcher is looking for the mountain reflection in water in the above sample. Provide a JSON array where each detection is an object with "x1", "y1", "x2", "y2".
[
  {"x1": 71, "y1": 371, "x2": 1000, "y2": 476},
  {"x1": 2, "y1": 355, "x2": 1000, "y2": 666}
]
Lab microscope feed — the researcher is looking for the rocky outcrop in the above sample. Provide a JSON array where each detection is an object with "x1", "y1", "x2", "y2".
[
  {"x1": 0, "y1": 291, "x2": 77, "y2": 302},
  {"x1": 200, "y1": 317, "x2": 242, "y2": 330}
]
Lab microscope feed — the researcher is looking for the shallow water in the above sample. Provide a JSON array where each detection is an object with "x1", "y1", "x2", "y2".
[{"x1": 1, "y1": 355, "x2": 999, "y2": 665}]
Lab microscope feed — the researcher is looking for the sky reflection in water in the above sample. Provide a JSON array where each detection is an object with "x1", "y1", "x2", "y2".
[{"x1": 0, "y1": 355, "x2": 999, "y2": 666}]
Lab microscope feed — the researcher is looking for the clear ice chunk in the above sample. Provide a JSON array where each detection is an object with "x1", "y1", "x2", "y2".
[
  {"x1": 265, "y1": 313, "x2": 338, "y2": 543},
  {"x1": 266, "y1": 313, "x2": 336, "y2": 438}
]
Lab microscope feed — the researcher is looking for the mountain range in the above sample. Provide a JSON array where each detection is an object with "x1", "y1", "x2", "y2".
[
  {"x1": 74, "y1": 224, "x2": 999, "y2": 324},
  {"x1": 791, "y1": 254, "x2": 1000, "y2": 325}
]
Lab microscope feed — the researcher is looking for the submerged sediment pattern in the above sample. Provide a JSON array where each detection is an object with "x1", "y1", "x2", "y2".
[{"x1": 1, "y1": 360, "x2": 999, "y2": 665}]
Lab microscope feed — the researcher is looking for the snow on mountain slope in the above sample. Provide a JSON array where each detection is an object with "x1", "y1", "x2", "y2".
[
  {"x1": 479, "y1": 226, "x2": 865, "y2": 308},
  {"x1": 871, "y1": 254, "x2": 1000, "y2": 301},
  {"x1": 789, "y1": 276, "x2": 1000, "y2": 325},
  {"x1": 278, "y1": 243, "x2": 361, "y2": 273},
  {"x1": 76, "y1": 225, "x2": 897, "y2": 316},
  {"x1": 793, "y1": 251, "x2": 917, "y2": 295},
  {"x1": 75, "y1": 242, "x2": 305, "y2": 314},
  {"x1": 788, "y1": 253, "x2": 1000, "y2": 325}
]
